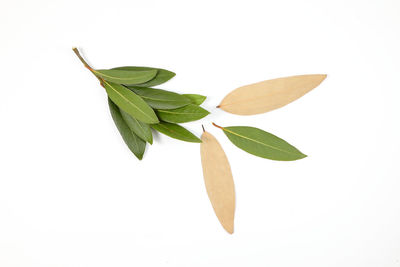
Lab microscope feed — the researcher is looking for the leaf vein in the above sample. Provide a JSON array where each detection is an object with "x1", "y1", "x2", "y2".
[
  {"x1": 104, "y1": 81, "x2": 154, "y2": 121},
  {"x1": 223, "y1": 128, "x2": 299, "y2": 156}
]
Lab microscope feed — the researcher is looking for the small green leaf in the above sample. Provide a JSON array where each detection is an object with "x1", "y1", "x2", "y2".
[
  {"x1": 215, "y1": 124, "x2": 307, "y2": 161},
  {"x1": 112, "y1": 66, "x2": 175, "y2": 87},
  {"x1": 182, "y1": 94, "x2": 206, "y2": 105},
  {"x1": 156, "y1": 104, "x2": 209, "y2": 123},
  {"x1": 151, "y1": 121, "x2": 201, "y2": 143},
  {"x1": 128, "y1": 86, "x2": 191, "y2": 109},
  {"x1": 94, "y1": 69, "x2": 157, "y2": 85},
  {"x1": 120, "y1": 109, "x2": 153, "y2": 144},
  {"x1": 108, "y1": 98, "x2": 146, "y2": 160},
  {"x1": 103, "y1": 81, "x2": 159, "y2": 124}
]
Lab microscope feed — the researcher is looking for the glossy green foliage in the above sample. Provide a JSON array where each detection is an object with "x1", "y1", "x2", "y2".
[
  {"x1": 151, "y1": 121, "x2": 201, "y2": 143},
  {"x1": 128, "y1": 86, "x2": 191, "y2": 109},
  {"x1": 182, "y1": 94, "x2": 206, "y2": 105},
  {"x1": 94, "y1": 69, "x2": 157, "y2": 85},
  {"x1": 156, "y1": 104, "x2": 209, "y2": 123},
  {"x1": 112, "y1": 66, "x2": 175, "y2": 87},
  {"x1": 220, "y1": 125, "x2": 306, "y2": 161},
  {"x1": 103, "y1": 81, "x2": 159, "y2": 124},
  {"x1": 120, "y1": 109, "x2": 153, "y2": 144},
  {"x1": 108, "y1": 98, "x2": 146, "y2": 160}
]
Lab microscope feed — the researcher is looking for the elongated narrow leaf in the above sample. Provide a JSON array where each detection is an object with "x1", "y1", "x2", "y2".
[
  {"x1": 182, "y1": 94, "x2": 206, "y2": 105},
  {"x1": 201, "y1": 130, "x2": 235, "y2": 234},
  {"x1": 108, "y1": 98, "x2": 146, "y2": 160},
  {"x1": 218, "y1": 74, "x2": 327, "y2": 115},
  {"x1": 94, "y1": 69, "x2": 157, "y2": 85},
  {"x1": 112, "y1": 66, "x2": 175, "y2": 87},
  {"x1": 156, "y1": 104, "x2": 209, "y2": 123},
  {"x1": 120, "y1": 109, "x2": 153, "y2": 144},
  {"x1": 214, "y1": 124, "x2": 306, "y2": 161},
  {"x1": 128, "y1": 86, "x2": 191, "y2": 109},
  {"x1": 102, "y1": 81, "x2": 159, "y2": 124},
  {"x1": 151, "y1": 121, "x2": 201, "y2": 143}
]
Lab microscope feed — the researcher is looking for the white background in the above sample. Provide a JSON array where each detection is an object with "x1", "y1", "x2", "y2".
[{"x1": 0, "y1": 0, "x2": 399, "y2": 266}]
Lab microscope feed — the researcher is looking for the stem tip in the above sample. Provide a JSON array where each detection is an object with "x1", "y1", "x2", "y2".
[{"x1": 212, "y1": 122, "x2": 223, "y2": 130}]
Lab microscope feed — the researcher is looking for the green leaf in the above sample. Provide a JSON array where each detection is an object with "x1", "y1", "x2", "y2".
[
  {"x1": 215, "y1": 124, "x2": 307, "y2": 161},
  {"x1": 112, "y1": 66, "x2": 175, "y2": 87},
  {"x1": 108, "y1": 98, "x2": 146, "y2": 160},
  {"x1": 94, "y1": 69, "x2": 157, "y2": 85},
  {"x1": 156, "y1": 104, "x2": 209, "y2": 123},
  {"x1": 102, "y1": 81, "x2": 159, "y2": 124},
  {"x1": 151, "y1": 121, "x2": 201, "y2": 143},
  {"x1": 127, "y1": 86, "x2": 191, "y2": 110},
  {"x1": 182, "y1": 94, "x2": 206, "y2": 105},
  {"x1": 120, "y1": 109, "x2": 153, "y2": 144}
]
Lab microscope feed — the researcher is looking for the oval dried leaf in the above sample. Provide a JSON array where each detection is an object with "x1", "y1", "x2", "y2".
[
  {"x1": 103, "y1": 81, "x2": 159, "y2": 124},
  {"x1": 215, "y1": 124, "x2": 306, "y2": 161},
  {"x1": 156, "y1": 104, "x2": 210, "y2": 123},
  {"x1": 151, "y1": 121, "x2": 201, "y2": 143},
  {"x1": 201, "y1": 130, "x2": 235, "y2": 234},
  {"x1": 94, "y1": 69, "x2": 157, "y2": 85},
  {"x1": 128, "y1": 86, "x2": 191, "y2": 109},
  {"x1": 218, "y1": 74, "x2": 327, "y2": 115},
  {"x1": 112, "y1": 66, "x2": 175, "y2": 87},
  {"x1": 182, "y1": 94, "x2": 207, "y2": 105},
  {"x1": 108, "y1": 98, "x2": 146, "y2": 160}
]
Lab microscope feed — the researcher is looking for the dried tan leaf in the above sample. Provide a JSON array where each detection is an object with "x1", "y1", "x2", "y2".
[
  {"x1": 218, "y1": 74, "x2": 327, "y2": 115},
  {"x1": 200, "y1": 130, "x2": 235, "y2": 234}
]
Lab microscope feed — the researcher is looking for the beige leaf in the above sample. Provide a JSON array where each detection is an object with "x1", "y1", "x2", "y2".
[
  {"x1": 218, "y1": 74, "x2": 327, "y2": 115},
  {"x1": 200, "y1": 130, "x2": 235, "y2": 234}
]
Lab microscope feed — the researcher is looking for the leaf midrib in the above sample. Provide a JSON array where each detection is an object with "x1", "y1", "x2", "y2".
[
  {"x1": 223, "y1": 127, "x2": 301, "y2": 156},
  {"x1": 158, "y1": 110, "x2": 205, "y2": 115},
  {"x1": 220, "y1": 95, "x2": 267, "y2": 107},
  {"x1": 131, "y1": 116, "x2": 147, "y2": 137},
  {"x1": 139, "y1": 94, "x2": 185, "y2": 103},
  {"x1": 95, "y1": 70, "x2": 154, "y2": 82},
  {"x1": 104, "y1": 81, "x2": 155, "y2": 122}
]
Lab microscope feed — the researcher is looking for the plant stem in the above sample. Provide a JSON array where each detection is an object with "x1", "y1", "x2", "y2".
[
  {"x1": 212, "y1": 122, "x2": 224, "y2": 130},
  {"x1": 72, "y1": 47, "x2": 93, "y2": 70},
  {"x1": 72, "y1": 47, "x2": 104, "y2": 86},
  {"x1": 202, "y1": 125, "x2": 205, "y2": 132}
]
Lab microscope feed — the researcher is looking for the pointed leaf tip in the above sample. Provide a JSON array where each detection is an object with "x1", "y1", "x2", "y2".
[
  {"x1": 112, "y1": 66, "x2": 175, "y2": 87},
  {"x1": 151, "y1": 121, "x2": 201, "y2": 143},
  {"x1": 156, "y1": 104, "x2": 209, "y2": 123},
  {"x1": 182, "y1": 94, "x2": 207, "y2": 105}
]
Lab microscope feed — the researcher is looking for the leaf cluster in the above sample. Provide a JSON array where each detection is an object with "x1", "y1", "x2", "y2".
[{"x1": 73, "y1": 48, "x2": 208, "y2": 160}]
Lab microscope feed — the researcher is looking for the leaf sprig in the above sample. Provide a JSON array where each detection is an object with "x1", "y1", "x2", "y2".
[{"x1": 73, "y1": 48, "x2": 208, "y2": 159}]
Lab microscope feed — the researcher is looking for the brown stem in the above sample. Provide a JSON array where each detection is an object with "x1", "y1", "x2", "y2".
[
  {"x1": 72, "y1": 47, "x2": 93, "y2": 70},
  {"x1": 201, "y1": 125, "x2": 205, "y2": 132},
  {"x1": 212, "y1": 122, "x2": 224, "y2": 130},
  {"x1": 72, "y1": 47, "x2": 103, "y2": 84}
]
